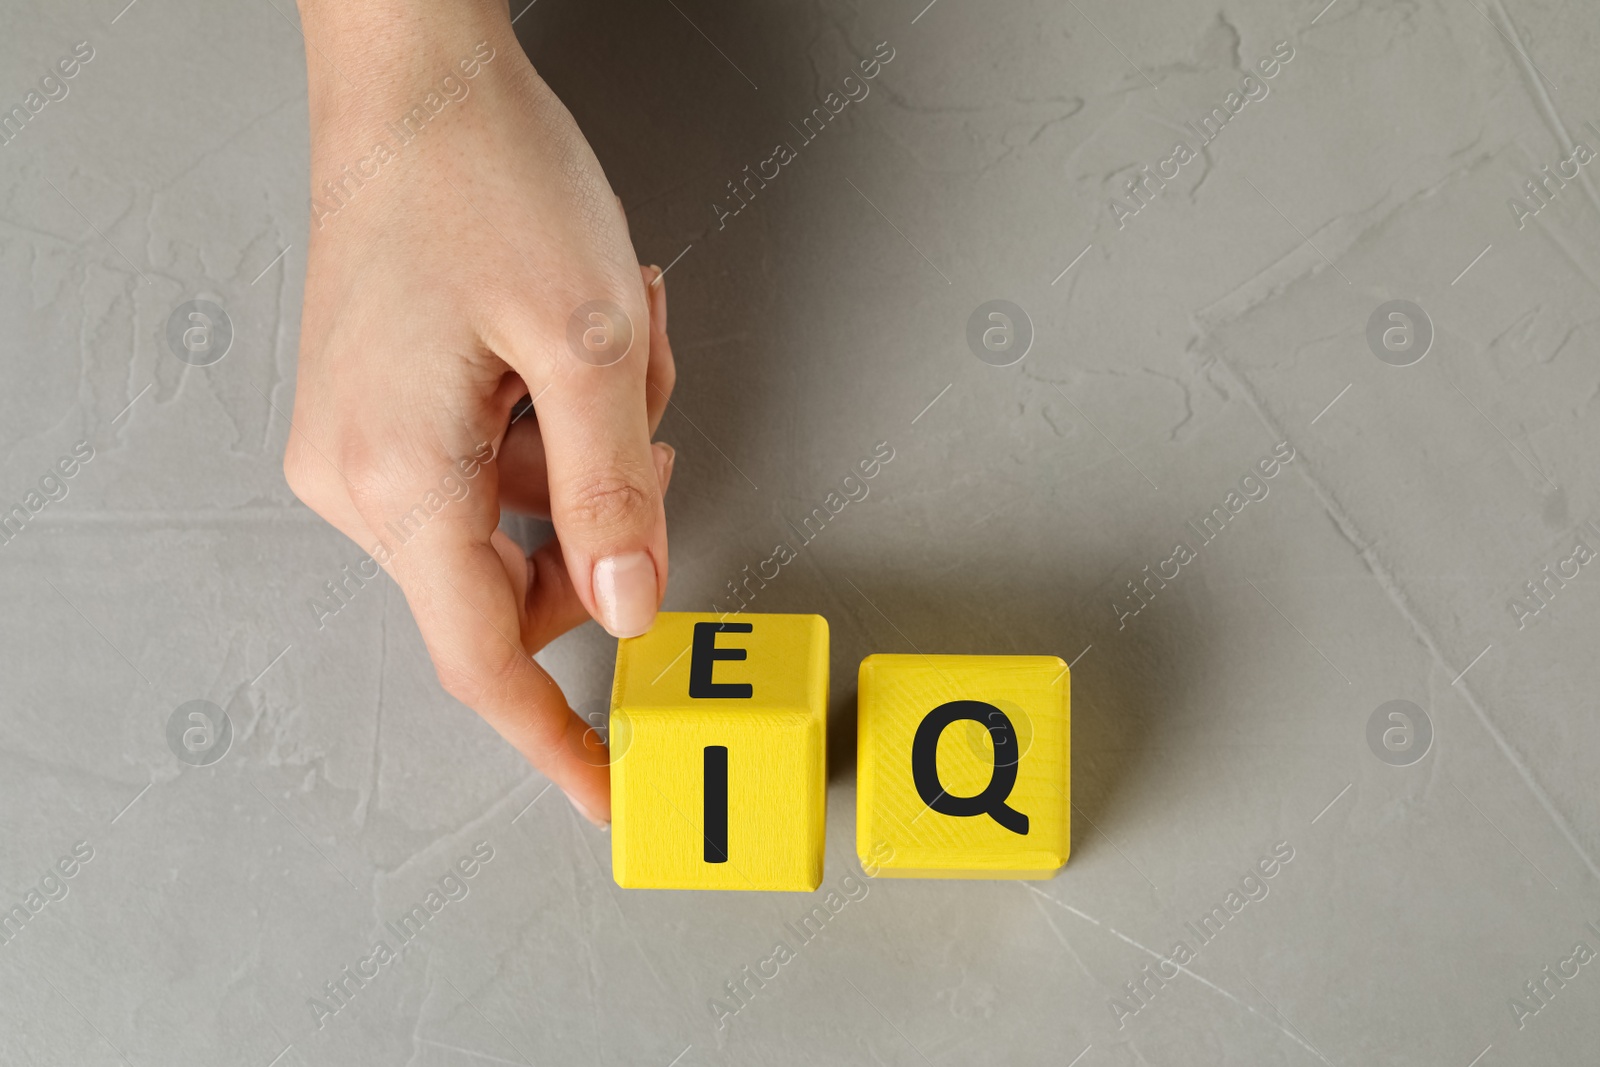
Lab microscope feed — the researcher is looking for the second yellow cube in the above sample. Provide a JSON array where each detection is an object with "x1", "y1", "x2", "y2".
[{"x1": 856, "y1": 654, "x2": 1069, "y2": 879}]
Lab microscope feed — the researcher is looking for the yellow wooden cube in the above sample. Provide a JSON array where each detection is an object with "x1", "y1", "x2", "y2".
[
  {"x1": 856, "y1": 654, "x2": 1069, "y2": 879},
  {"x1": 610, "y1": 612, "x2": 828, "y2": 891}
]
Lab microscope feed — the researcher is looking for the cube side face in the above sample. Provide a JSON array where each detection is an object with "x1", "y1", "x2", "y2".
[
  {"x1": 612, "y1": 710, "x2": 823, "y2": 890},
  {"x1": 610, "y1": 613, "x2": 828, "y2": 891},
  {"x1": 857, "y1": 654, "x2": 1069, "y2": 879}
]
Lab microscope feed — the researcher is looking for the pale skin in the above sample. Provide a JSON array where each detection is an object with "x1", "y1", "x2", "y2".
[{"x1": 286, "y1": 0, "x2": 674, "y2": 826}]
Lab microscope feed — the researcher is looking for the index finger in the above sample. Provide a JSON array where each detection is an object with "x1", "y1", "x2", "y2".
[{"x1": 348, "y1": 451, "x2": 612, "y2": 824}]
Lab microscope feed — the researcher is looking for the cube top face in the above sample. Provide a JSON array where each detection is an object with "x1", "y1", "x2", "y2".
[
  {"x1": 612, "y1": 612, "x2": 828, "y2": 718},
  {"x1": 610, "y1": 613, "x2": 828, "y2": 892},
  {"x1": 857, "y1": 654, "x2": 1069, "y2": 879}
]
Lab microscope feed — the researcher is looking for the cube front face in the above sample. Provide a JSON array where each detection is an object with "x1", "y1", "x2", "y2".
[
  {"x1": 857, "y1": 654, "x2": 1069, "y2": 879},
  {"x1": 610, "y1": 613, "x2": 828, "y2": 891}
]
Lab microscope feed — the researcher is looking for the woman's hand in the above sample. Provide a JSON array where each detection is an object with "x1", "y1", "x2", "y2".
[{"x1": 284, "y1": 0, "x2": 675, "y2": 825}]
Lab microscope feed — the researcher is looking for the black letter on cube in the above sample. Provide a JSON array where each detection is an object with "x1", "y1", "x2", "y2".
[
  {"x1": 911, "y1": 700, "x2": 1030, "y2": 835},
  {"x1": 690, "y1": 622, "x2": 753, "y2": 698},
  {"x1": 704, "y1": 745, "x2": 729, "y2": 863}
]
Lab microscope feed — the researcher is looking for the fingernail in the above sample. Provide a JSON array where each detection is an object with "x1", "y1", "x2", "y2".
[
  {"x1": 593, "y1": 551, "x2": 658, "y2": 638},
  {"x1": 650, "y1": 266, "x2": 667, "y2": 329},
  {"x1": 653, "y1": 442, "x2": 676, "y2": 492},
  {"x1": 569, "y1": 793, "x2": 610, "y2": 830}
]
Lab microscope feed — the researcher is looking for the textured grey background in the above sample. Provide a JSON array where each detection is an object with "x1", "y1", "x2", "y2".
[{"x1": 3, "y1": 0, "x2": 1599, "y2": 1064}]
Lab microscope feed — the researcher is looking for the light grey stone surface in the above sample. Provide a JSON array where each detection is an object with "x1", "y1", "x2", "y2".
[{"x1": 3, "y1": 0, "x2": 1600, "y2": 1064}]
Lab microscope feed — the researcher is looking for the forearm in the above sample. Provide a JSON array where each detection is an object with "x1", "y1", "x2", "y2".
[{"x1": 294, "y1": 0, "x2": 516, "y2": 128}]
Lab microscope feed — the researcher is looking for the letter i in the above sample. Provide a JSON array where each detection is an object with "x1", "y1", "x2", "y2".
[{"x1": 704, "y1": 746, "x2": 729, "y2": 863}]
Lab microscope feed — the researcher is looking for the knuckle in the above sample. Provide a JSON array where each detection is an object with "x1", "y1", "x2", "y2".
[
  {"x1": 334, "y1": 437, "x2": 412, "y2": 519},
  {"x1": 333, "y1": 435, "x2": 387, "y2": 503},
  {"x1": 434, "y1": 641, "x2": 524, "y2": 708},
  {"x1": 339, "y1": 465, "x2": 390, "y2": 514},
  {"x1": 283, "y1": 422, "x2": 389, "y2": 516},
  {"x1": 564, "y1": 469, "x2": 655, "y2": 534},
  {"x1": 514, "y1": 705, "x2": 571, "y2": 764}
]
